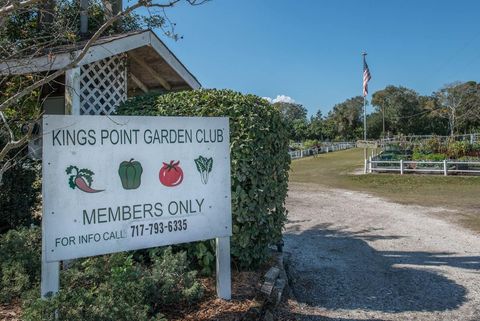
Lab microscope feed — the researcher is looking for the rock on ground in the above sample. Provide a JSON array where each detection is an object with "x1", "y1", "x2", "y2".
[{"x1": 284, "y1": 183, "x2": 480, "y2": 321}]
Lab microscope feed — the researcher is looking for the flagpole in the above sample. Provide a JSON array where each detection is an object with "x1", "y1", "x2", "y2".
[{"x1": 362, "y1": 51, "x2": 367, "y2": 173}]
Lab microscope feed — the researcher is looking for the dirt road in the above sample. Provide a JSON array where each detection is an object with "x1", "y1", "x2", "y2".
[{"x1": 284, "y1": 183, "x2": 480, "y2": 321}]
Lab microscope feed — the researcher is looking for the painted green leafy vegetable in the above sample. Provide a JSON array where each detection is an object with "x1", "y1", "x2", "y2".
[{"x1": 194, "y1": 156, "x2": 213, "y2": 184}]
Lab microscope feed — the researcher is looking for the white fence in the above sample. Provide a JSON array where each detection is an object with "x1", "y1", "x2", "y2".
[
  {"x1": 289, "y1": 142, "x2": 355, "y2": 159},
  {"x1": 367, "y1": 158, "x2": 480, "y2": 176},
  {"x1": 380, "y1": 133, "x2": 480, "y2": 145}
]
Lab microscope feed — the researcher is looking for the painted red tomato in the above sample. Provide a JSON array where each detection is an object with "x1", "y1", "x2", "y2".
[{"x1": 159, "y1": 160, "x2": 184, "y2": 187}]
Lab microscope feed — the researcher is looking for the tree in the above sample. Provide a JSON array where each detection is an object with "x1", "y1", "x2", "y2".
[
  {"x1": 0, "y1": 0, "x2": 207, "y2": 182},
  {"x1": 273, "y1": 102, "x2": 307, "y2": 123},
  {"x1": 307, "y1": 110, "x2": 324, "y2": 140},
  {"x1": 326, "y1": 96, "x2": 363, "y2": 140},
  {"x1": 365, "y1": 111, "x2": 384, "y2": 139},
  {"x1": 371, "y1": 85, "x2": 427, "y2": 136},
  {"x1": 272, "y1": 102, "x2": 308, "y2": 141},
  {"x1": 431, "y1": 81, "x2": 480, "y2": 135}
]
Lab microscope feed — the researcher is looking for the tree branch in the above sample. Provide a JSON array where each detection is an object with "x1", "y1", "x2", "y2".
[{"x1": 0, "y1": 0, "x2": 44, "y2": 17}]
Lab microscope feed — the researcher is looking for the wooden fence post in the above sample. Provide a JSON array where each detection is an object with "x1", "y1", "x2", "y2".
[
  {"x1": 400, "y1": 159, "x2": 404, "y2": 175},
  {"x1": 444, "y1": 160, "x2": 448, "y2": 176}
]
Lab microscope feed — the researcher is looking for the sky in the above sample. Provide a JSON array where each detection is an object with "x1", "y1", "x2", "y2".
[{"x1": 154, "y1": 0, "x2": 480, "y2": 116}]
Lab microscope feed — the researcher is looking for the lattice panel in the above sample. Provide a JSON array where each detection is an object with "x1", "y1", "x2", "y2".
[{"x1": 80, "y1": 54, "x2": 127, "y2": 115}]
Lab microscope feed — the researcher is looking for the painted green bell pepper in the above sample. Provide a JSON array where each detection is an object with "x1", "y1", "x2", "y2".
[{"x1": 118, "y1": 159, "x2": 143, "y2": 190}]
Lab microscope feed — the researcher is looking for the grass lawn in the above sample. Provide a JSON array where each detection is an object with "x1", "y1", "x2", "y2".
[{"x1": 289, "y1": 148, "x2": 480, "y2": 231}]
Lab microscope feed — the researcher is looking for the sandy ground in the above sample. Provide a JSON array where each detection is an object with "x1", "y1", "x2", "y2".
[{"x1": 283, "y1": 182, "x2": 480, "y2": 321}]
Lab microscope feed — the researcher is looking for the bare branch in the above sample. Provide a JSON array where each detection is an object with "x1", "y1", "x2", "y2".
[
  {"x1": 0, "y1": 122, "x2": 32, "y2": 160},
  {"x1": 0, "y1": 159, "x2": 11, "y2": 186},
  {"x1": 0, "y1": 0, "x2": 44, "y2": 17}
]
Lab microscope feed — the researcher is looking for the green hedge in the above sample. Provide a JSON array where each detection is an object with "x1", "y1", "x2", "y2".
[
  {"x1": 0, "y1": 157, "x2": 41, "y2": 234},
  {"x1": 117, "y1": 89, "x2": 291, "y2": 268}
]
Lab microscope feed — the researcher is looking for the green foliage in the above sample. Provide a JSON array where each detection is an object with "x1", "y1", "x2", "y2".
[
  {"x1": 413, "y1": 136, "x2": 443, "y2": 155},
  {"x1": 303, "y1": 139, "x2": 319, "y2": 149},
  {"x1": 176, "y1": 240, "x2": 216, "y2": 275},
  {"x1": 273, "y1": 101, "x2": 308, "y2": 124},
  {"x1": 447, "y1": 141, "x2": 471, "y2": 159},
  {"x1": 307, "y1": 111, "x2": 325, "y2": 140},
  {"x1": 21, "y1": 247, "x2": 202, "y2": 321},
  {"x1": 146, "y1": 247, "x2": 203, "y2": 305},
  {"x1": 371, "y1": 86, "x2": 428, "y2": 136},
  {"x1": 326, "y1": 96, "x2": 364, "y2": 140},
  {"x1": 117, "y1": 89, "x2": 291, "y2": 269},
  {"x1": 0, "y1": 0, "x2": 161, "y2": 60},
  {"x1": 0, "y1": 157, "x2": 41, "y2": 234},
  {"x1": 412, "y1": 152, "x2": 447, "y2": 161},
  {"x1": 1, "y1": 227, "x2": 202, "y2": 319},
  {"x1": 0, "y1": 227, "x2": 41, "y2": 303},
  {"x1": 272, "y1": 102, "x2": 308, "y2": 141}
]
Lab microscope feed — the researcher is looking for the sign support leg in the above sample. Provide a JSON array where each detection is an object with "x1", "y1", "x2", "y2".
[
  {"x1": 216, "y1": 236, "x2": 231, "y2": 300},
  {"x1": 41, "y1": 258, "x2": 59, "y2": 298},
  {"x1": 41, "y1": 197, "x2": 60, "y2": 298}
]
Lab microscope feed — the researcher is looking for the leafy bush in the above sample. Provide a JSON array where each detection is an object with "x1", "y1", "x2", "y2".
[
  {"x1": 22, "y1": 248, "x2": 202, "y2": 321},
  {"x1": 447, "y1": 141, "x2": 471, "y2": 159},
  {"x1": 0, "y1": 226, "x2": 202, "y2": 319},
  {"x1": 303, "y1": 139, "x2": 319, "y2": 149},
  {"x1": 176, "y1": 240, "x2": 216, "y2": 275},
  {"x1": 412, "y1": 152, "x2": 447, "y2": 161},
  {"x1": 117, "y1": 89, "x2": 291, "y2": 268},
  {"x1": 0, "y1": 158, "x2": 41, "y2": 234},
  {"x1": 146, "y1": 247, "x2": 203, "y2": 305},
  {"x1": 0, "y1": 226, "x2": 41, "y2": 303}
]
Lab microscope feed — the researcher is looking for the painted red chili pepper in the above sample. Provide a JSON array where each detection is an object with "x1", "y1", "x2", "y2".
[{"x1": 74, "y1": 176, "x2": 104, "y2": 193}]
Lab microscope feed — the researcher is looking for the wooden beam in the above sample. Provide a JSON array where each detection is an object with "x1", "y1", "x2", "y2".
[
  {"x1": 130, "y1": 73, "x2": 149, "y2": 94},
  {"x1": 65, "y1": 67, "x2": 81, "y2": 115},
  {"x1": 148, "y1": 32, "x2": 201, "y2": 89},
  {"x1": 129, "y1": 52, "x2": 171, "y2": 91}
]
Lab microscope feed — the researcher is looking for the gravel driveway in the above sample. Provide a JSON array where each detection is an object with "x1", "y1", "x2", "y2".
[{"x1": 283, "y1": 183, "x2": 480, "y2": 321}]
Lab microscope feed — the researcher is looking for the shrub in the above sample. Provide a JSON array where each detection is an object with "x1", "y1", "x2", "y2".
[
  {"x1": 447, "y1": 141, "x2": 471, "y2": 159},
  {"x1": 146, "y1": 247, "x2": 203, "y2": 305},
  {"x1": 412, "y1": 152, "x2": 447, "y2": 161},
  {"x1": 0, "y1": 158, "x2": 41, "y2": 234},
  {"x1": 22, "y1": 248, "x2": 202, "y2": 321},
  {"x1": 117, "y1": 89, "x2": 291, "y2": 268},
  {"x1": 0, "y1": 226, "x2": 41, "y2": 303},
  {"x1": 303, "y1": 139, "x2": 319, "y2": 149}
]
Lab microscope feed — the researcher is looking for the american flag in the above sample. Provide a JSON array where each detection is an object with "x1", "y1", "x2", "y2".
[{"x1": 363, "y1": 56, "x2": 372, "y2": 97}]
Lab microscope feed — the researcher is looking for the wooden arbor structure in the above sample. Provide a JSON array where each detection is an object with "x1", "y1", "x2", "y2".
[{"x1": 0, "y1": 29, "x2": 201, "y2": 116}]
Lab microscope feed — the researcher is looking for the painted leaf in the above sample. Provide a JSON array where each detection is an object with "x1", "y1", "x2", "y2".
[
  {"x1": 79, "y1": 168, "x2": 94, "y2": 176},
  {"x1": 68, "y1": 175, "x2": 76, "y2": 189},
  {"x1": 82, "y1": 175, "x2": 93, "y2": 186},
  {"x1": 194, "y1": 157, "x2": 207, "y2": 172},
  {"x1": 66, "y1": 165, "x2": 77, "y2": 175},
  {"x1": 206, "y1": 158, "x2": 213, "y2": 173}
]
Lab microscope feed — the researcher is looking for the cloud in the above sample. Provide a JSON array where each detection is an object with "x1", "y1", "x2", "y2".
[
  {"x1": 263, "y1": 95, "x2": 296, "y2": 104},
  {"x1": 262, "y1": 96, "x2": 273, "y2": 103}
]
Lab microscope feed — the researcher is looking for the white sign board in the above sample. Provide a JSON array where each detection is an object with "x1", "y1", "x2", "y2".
[{"x1": 42, "y1": 115, "x2": 232, "y2": 263}]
